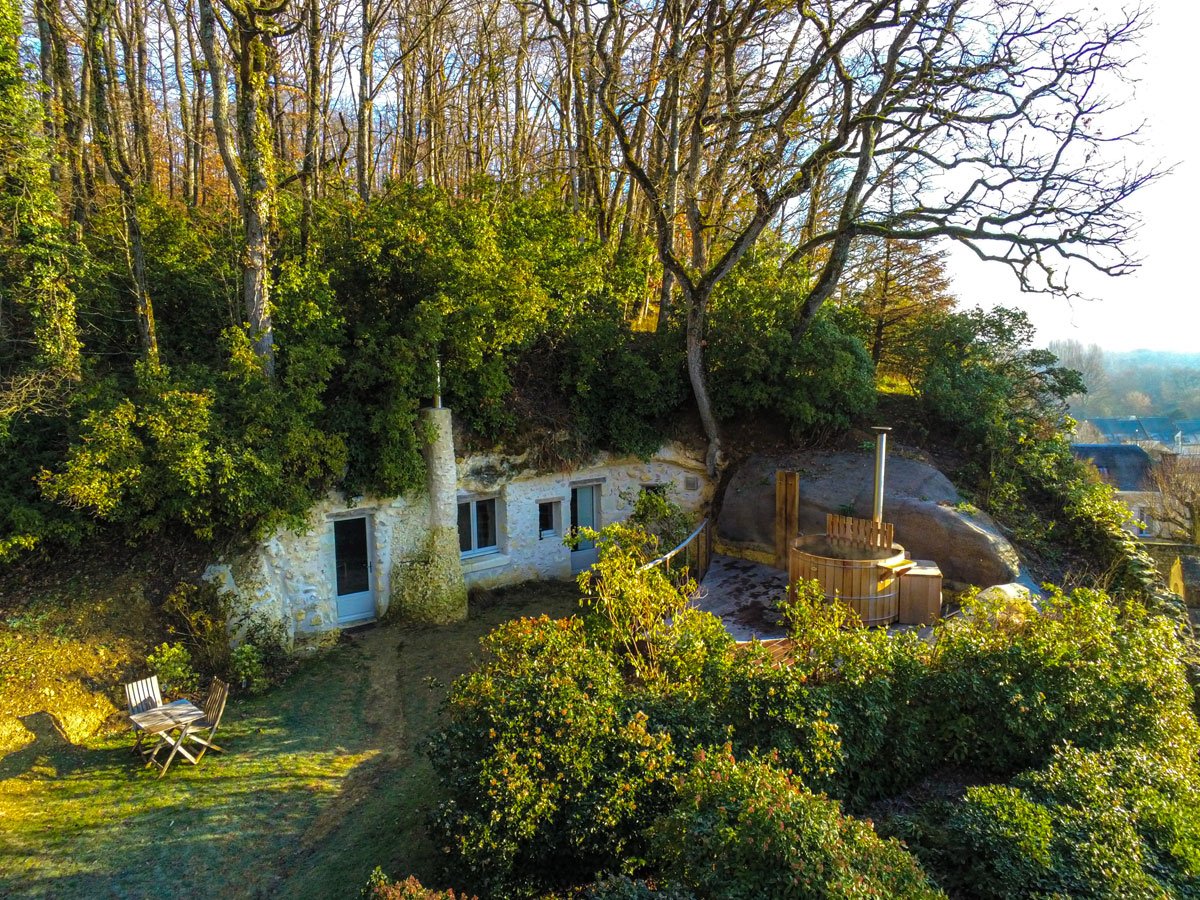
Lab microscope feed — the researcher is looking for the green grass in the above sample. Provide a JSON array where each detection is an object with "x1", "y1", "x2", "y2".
[{"x1": 0, "y1": 580, "x2": 581, "y2": 898}]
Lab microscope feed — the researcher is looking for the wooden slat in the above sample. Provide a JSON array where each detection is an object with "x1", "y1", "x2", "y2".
[
  {"x1": 125, "y1": 675, "x2": 162, "y2": 716},
  {"x1": 825, "y1": 513, "x2": 893, "y2": 549},
  {"x1": 775, "y1": 471, "x2": 801, "y2": 569},
  {"x1": 129, "y1": 700, "x2": 205, "y2": 735}
]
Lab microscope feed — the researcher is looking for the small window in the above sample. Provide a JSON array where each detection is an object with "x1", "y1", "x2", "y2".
[
  {"x1": 641, "y1": 483, "x2": 668, "y2": 496},
  {"x1": 538, "y1": 500, "x2": 562, "y2": 540},
  {"x1": 458, "y1": 497, "x2": 498, "y2": 556},
  {"x1": 1136, "y1": 509, "x2": 1152, "y2": 537}
]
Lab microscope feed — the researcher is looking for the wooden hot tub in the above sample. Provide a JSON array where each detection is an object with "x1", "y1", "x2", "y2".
[{"x1": 788, "y1": 534, "x2": 910, "y2": 626}]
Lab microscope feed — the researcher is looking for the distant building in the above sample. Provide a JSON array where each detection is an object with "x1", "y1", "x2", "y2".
[
  {"x1": 1071, "y1": 444, "x2": 1162, "y2": 537},
  {"x1": 1078, "y1": 416, "x2": 1200, "y2": 453}
]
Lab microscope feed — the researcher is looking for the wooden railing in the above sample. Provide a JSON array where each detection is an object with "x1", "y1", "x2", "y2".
[{"x1": 640, "y1": 518, "x2": 714, "y2": 590}]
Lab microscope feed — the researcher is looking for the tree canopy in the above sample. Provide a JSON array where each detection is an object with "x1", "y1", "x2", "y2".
[{"x1": 0, "y1": 0, "x2": 1156, "y2": 550}]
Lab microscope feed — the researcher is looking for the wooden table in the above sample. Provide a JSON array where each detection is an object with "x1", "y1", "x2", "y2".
[{"x1": 129, "y1": 700, "x2": 205, "y2": 777}]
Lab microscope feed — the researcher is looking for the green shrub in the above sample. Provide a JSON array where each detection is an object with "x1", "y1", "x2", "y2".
[
  {"x1": 709, "y1": 584, "x2": 936, "y2": 807},
  {"x1": 231, "y1": 643, "x2": 268, "y2": 695},
  {"x1": 576, "y1": 522, "x2": 734, "y2": 690},
  {"x1": 361, "y1": 868, "x2": 477, "y2": 899},
  {"x1": 429, "y1": 615, "x2": 678, "y2": 897},
  {"x1": 559, "y1": 318, "x2": 687, "y2": 459},
  {"x1": 626, "y1": 487, "x2": 693, "y2": 554},
  {"x1": 427, "y1": 524, "x2": 1199, "y2": 893},
  {"x1": 909, "y1": 743, "x2": 1200, "y2": 899},
  {"x1": 580, "y1": 875, "x2": 695, "y2": 899},
  {"x1": 163, "y1": 581, "x2": 233, "y2": 676},
  {"x1": 147, "y1": 642, "x2": 199, "y2": 696},
  {"x1": 649, "y1": 749, "x2": 943, "y2": 899},
  {"x1": 707, "y1": 249, "x2": 875, "y2": 437},
  {"x1": 233, "y1": 612, "x2": 292, "y2": 688},
  {"x1": 940, "y1": 785, "x2": 1056, "y2": 898},
  {"x1": 38, "y1": 352, "x2": 346, "y2": 543},
  {"x1": 929, "y1": 586, "x2": 1195, "y2": 776}
]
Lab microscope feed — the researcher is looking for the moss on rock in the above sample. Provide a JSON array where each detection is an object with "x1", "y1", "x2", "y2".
[{"x1": 390, "y1": 527, "x2": 467, "y2": 624}]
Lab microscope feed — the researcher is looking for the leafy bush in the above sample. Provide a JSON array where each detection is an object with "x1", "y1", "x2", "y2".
[
  {"x1": 230, "y1": 643, "x2": 268, "y2": 695},
  {"x1": 626, "y1": 487, "x2": 693, "y2": 554},
  {"x1": 146, "y1": 642, "x2": 199, "y2": 696},
  {"x1": 580, "y1": 875, "x2": 695, "y2": 899},
  {"x1": 232, "y1": 612, "x2": 292, "y2": 688},
  {"x1": 161, "y1": 581, "x2": 289, "y2": 694},
  {"x1": 707, "y1": 583, "x2": 936, "y2": 807},
  {"x1": 649, "y1": 749, "x2": 943, "y2": 899},
  {"x1": 929, "y1": 586, "x2": 1194, "y2": 776},
  {"x1": 907, "y1": 743, "x2": 1200, "y2": 899},
  {"x1": 707, "y1": 249, "x2": 875, "y2": 437},
  {"x1": 429, "y1": 525, "x2": 1200, "y2": 893},
  {"x1": 429, "y1": 615, "x2": 678, "y2": 897},
  {"x1": 38, "y1": 350, "x2": 346, "y2": 542},
  {"x1": 575, "y1": 522, "x2": 735, "y2": 690},
  {"x1": 557, "y1": 319, "x2": 686, "y2": 459},
  {"x1": 327, "y1": 185, "x2": 676, "y2": 489},
  {"x1": 163, "y1": 581, "x2": 233, "y2": 676},
  {"x1": 361, "y1": 868, "x2": 477, "y2": 899}
]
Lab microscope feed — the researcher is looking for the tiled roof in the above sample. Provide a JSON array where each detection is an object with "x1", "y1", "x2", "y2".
[{"x1": 1071, "y1": 444, "x2": 1154, "y2": 491}]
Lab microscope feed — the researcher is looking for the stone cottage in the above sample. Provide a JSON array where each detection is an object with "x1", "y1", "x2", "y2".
[{"x1": 206, "y1": 406, "x2": 713, "y2": 645}]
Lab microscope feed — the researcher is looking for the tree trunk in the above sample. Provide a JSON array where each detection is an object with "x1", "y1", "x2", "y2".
[
  {"x1": 235, "y1": 24, "x2": 276, "y2": 373},
  {"x1": 199, "y1": 0, "x2": 275, "y2": 375},
  {"x1": 163, "y1": 0, "x2": 193, "y2": 204},
  {"x1": 300, "y1": 0, "x2": 321, "y2": 256},
  {"x1": 357, "y1": 0, "x2": 375, "y2": 201},
  {"x1": 85, "y1": 0, "x2": 159, "y2": 368},
  {"x1": 682, "y1": 283, "x2": 722, "y2": 475}
]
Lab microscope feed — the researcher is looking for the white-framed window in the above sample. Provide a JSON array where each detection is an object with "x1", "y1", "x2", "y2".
[
  {"x1": 538, "y1": 500, "x2": 562, "y2": 540},
  {"x1": 1136, "y1": 508, "x2": 1153, "y2": 537},
  {"x1": 458, "y1": 496, "x2": 500, "y2": 557}
]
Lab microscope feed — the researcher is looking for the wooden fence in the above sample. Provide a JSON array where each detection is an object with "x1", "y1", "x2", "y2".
[{"x1": 641, "y1": 518, "x2": 714, "y2": 590}]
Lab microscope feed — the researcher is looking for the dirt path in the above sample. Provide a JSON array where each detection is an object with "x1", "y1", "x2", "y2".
[{"x1": 268, "y1": 582, "x2": 582, "y2": 898}]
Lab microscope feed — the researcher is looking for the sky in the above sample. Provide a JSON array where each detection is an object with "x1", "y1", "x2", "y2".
[{"x1": 947, "y1": 0, "x2": 1200, "y2": 353}]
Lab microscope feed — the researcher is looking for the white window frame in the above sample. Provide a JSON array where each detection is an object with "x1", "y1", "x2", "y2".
[
  {"x1": 458, "y1": 495, "x2": 501, "y2": 558},
  {"x1": 537, "y1": 499, "x2": 563, "y2": 540}
]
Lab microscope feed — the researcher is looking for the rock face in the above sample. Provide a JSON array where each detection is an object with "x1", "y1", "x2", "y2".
[{"x1": 718, "y1": 450, "x2": 1021, "y2": 587}]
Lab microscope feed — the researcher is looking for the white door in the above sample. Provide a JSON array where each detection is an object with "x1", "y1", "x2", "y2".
[
  {"x1": 334, "y1": 517, "x2": 375, "y2": 625},
  {"x1": 570, "y1": 484, "x2": 600, "y2": 574}
]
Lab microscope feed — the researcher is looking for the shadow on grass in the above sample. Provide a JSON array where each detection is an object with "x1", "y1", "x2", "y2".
[
  {"x1": 0, "y1": 642, "x2": 378, "y2": 899},
  {"x1": 0, "y1": 580, "x2": 584, "y2": 899}
]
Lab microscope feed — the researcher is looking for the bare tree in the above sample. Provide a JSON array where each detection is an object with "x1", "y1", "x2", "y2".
[
  {"x1": 85, "y1": 0, "x2": 160, "y2": 367},
  {"x1": 1150, "y1": 455, "x2": 1200, "y2": 545},
  {"x1": 1049, "y1": 339, "x2": 1112, "y2": 416},
  {"x1": 591, "y1": 0, "x2": 1155, "y2": 472},
  {"x1": 199, "y1": 0, "x2": 286, "y2": 374}
]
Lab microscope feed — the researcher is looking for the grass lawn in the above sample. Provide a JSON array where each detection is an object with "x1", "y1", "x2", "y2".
[{"x1": 0, "y1": 580, "x2": 580, "y2": 898}]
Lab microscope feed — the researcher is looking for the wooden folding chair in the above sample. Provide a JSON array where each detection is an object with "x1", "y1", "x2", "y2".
[
  {"x1": 181, "y1": 678, "x2": 229, "y2": 764},
  {"x1": 124, "y1": 675, "x2": 162, "y2": 755}
]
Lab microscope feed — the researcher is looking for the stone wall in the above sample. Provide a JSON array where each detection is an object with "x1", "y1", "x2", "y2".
[
  {"x1": 206, "y1": 424, "x2": 712, "y2": 643},
  {"x1": 206, "y1": 491, "x2": 433, "y2": 641},
  {"x1": 457, "y1": 442, "x2": 711, "y2": 589}
]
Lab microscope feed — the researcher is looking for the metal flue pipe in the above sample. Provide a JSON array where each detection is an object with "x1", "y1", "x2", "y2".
[
  {"x1": 434, "y1": 358, "x2": 443, "y2": 409},
  {"x1": 872, "y1": 426, "x2": 891, "y2": 524}
]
